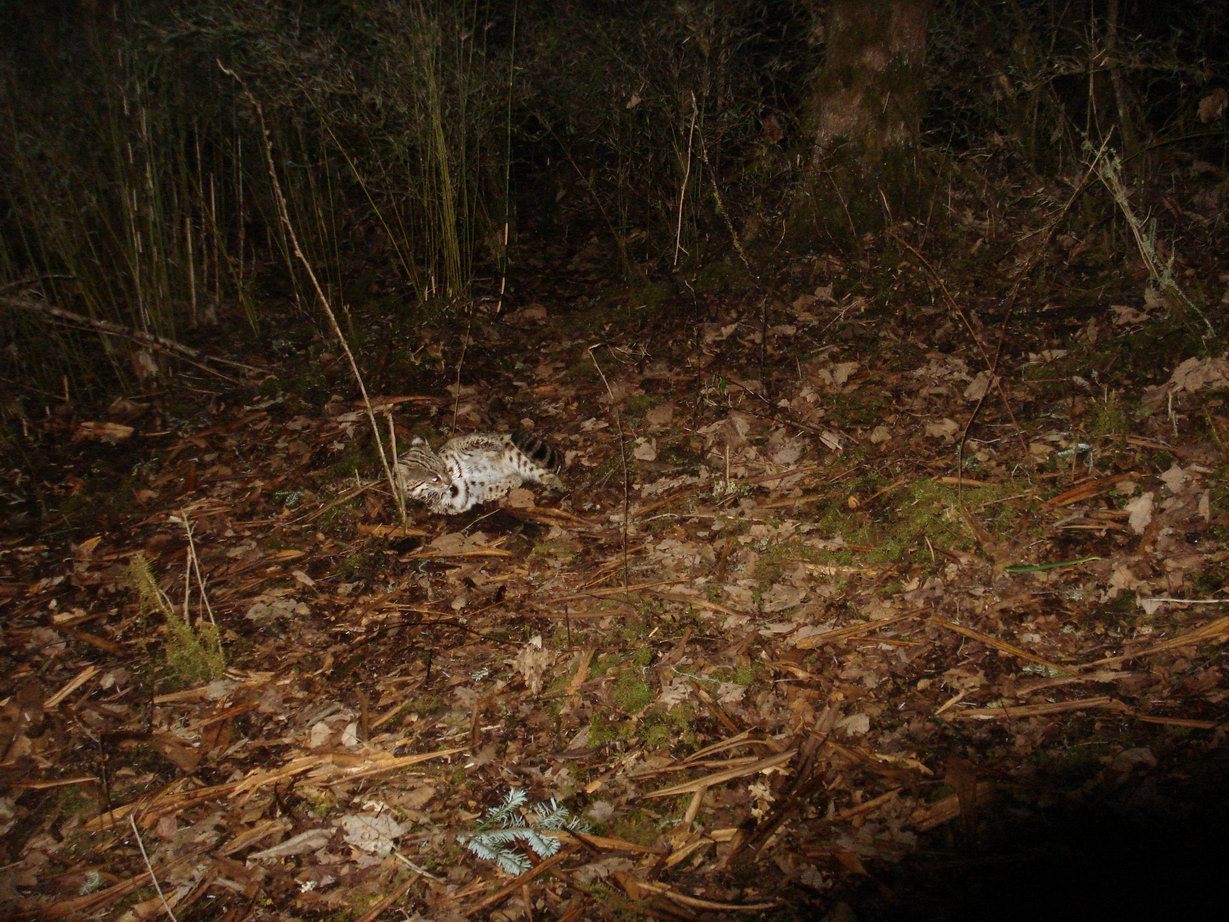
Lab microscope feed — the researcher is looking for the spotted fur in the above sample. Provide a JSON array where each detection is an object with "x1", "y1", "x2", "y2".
[{"x1": 395, "y1": 431, "x2": 563, "y2": 514}]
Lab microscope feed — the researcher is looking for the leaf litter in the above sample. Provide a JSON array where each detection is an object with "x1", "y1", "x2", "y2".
[{"x1": 3, "y1": 262, "x2": 1229, "y2": 919}]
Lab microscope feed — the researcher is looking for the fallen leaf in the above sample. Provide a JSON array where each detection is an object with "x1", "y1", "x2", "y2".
[
  {"x1": 513, "y1": 635, "x2": 554, "y2": 696},
  {"x1": 632, "y1": 438, "x2": 658, "y2": 461},
  {"x1": 925, "y1": 418, "x2": 961, "y2": 441},
  {"x1": 1125, "y1": 492, "x2": 1154, "y2": 534},
  {"x1": 249, "y1": 828, "x2": 332, "y2": 860},
  {"x1": 339, "y1": 809, "x2": 404, "y2": 856},
  {"x1": 73, "y1": 421, "x2": 134, "y2": 443}
]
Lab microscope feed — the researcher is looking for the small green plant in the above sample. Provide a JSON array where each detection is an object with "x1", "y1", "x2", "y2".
[
  {"x1": 612, "y1": 669, "x2": 652, "y2": 714},
  {"x1": 458, "y1": 789, "x2": 588, "y2": 875},
  {"x1": 587, "y1": 714, "x2": 622, "y2": 748},
  {"x1": 1088, "y1": 391, "x2": 1130, "y2": 441},
  {"x1": 622, "y1": 393, "x2": 656, "y2": 420},
  {"x1": 642, "y1": 703, "x2": 699, "y2": 751},
  {"x1": 129, "y1": 553, "x2": 225, "y2": 686}
]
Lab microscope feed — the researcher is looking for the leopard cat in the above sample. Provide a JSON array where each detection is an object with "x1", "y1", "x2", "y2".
[{"x1": 395, "y1": 431, "x2": 564, "y2": 514}]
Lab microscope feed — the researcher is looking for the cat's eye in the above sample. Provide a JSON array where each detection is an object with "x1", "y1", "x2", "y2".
[{"x1": 431, "y1": 475, "x2": 442, "y2": 484}]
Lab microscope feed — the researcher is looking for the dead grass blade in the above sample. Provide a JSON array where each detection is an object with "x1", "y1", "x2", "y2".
[
  {"x1": 40, "y1": 851, "x2": 199, "y2": 918},
  {"x1": 1079, "y1": 615, "x2": 1229, "y2": 669},
  {"x1": 8, "y1": 775, "x2": 97, "y2": 791},
  {"x1": 461, "y1": 848, "x2": 573, "y2": 917},
  {"x1": 612, "y1": 873, "x2": 781, "y2": 912},
  {"x1": 1045, "y1": 473, "x2": 1140, "y2": 507},
  {"x1": 948, "y1": 695, "x2": 1217, "y2": 728},
  {"x1": 643, "y1": 749, "x2": 797, "y2": 799},
  {"x1": 795, "y1": 609, "x2": 924, "y2": 649},
  {"x1": 504, "y1": 505, "x2": 593, "y2": 527},
  {"x1": 83, "y1": 746, "x2": 462, "y2": 832},
  {"x1": 550, "y1": 578, "x2": 692, "y2": 602},
  {"x1": 557, "y1": 830, "x2": 667, "y2": 855},
  {"x1": 929, "y1": 616, "x2": 1070, "y2": 673},
  {"x1": 403, "y1": 544, "x2": 512, "y2": 560},
  {"x1": 46, "y1": 665, "x2": 100, "y2": 707},
  {"x1": 651, "y1": 589, "x2": 748, "y2": 619},
  {"x1": 949, "y1": 695, "x2": 1120, "y2": 719}
]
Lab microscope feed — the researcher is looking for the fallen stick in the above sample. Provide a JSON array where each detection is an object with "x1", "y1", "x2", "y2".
[{"x1": 2, "y1": 294, "x2": 258, "y2": 376}]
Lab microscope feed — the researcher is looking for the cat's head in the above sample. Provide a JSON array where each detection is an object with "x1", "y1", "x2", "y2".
[{"x1": 395, "y1": 444, "x2": 450, "y2": 505}]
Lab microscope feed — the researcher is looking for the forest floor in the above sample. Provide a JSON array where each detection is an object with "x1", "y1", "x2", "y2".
[{"x1": 3, "y1": 217, "x2": 1229, "y2": 919}]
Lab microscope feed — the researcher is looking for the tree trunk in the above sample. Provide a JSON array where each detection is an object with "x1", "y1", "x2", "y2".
[{"x1": 788, "y1": 0, "x2": 932, "y2": 247}]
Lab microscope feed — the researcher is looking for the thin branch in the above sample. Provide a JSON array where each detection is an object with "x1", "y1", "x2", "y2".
[
  {"x1": 674, "y1": 96, "x2": 699, "y2": 268},
  {"x1": 220, "y1": 61, "x2": 406, "y2": 524},
  {"x1": 130, "y1": 814, "x2": 178, "y2": 922},
  {"x1": 179, "y1": 512, "x2": 218, "y2": 630},
  {"x1": 694, "y1": 92, "x2": 751, "y2": 277},
  {"x1": 1, "y1": 294, "x2": 255, "y2": 381},
  {"x1": 899, "y1": 135, "x2": 1112, "y2": 494},
  {"x1": 888, "y1": 230, "x2": 1024, "y2": 447},
  {"x1": 1091, "y1": 144, "x2": 1214, "y2": 335},
  {"x1": 1139, "y1": 597, "x2": 1228, "y2": 605},
  {"x1": 451, "y1": 307, "x2": 474, "y2": 432},
  {"x1": 495, "y1": 0, "x2": 518, "y2": 316},
  {"x1": 588, "y1": 345, "x2": 630, "y2": 594}
]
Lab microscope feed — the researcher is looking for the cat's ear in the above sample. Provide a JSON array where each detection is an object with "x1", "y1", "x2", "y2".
[{"x1": 410, "y1": 436, "x2": 426, "y2": 447}]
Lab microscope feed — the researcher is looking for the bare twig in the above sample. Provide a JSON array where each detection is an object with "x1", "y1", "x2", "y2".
[
  {"x1": 588, "y1": 345, "x2": 630, "y2": 594},
  {"x1": 387, "y1": 412, "x2": 399, "y2": 470},
  {"x1": 220, "y1": 61, "x2": 406, "y2": 524},
  {"x1": 887, "y1": 230, "x2": 1025, "y2": 456},
  {"x1": 898, "y1": 135, "x2": 1112, "y2": 495},
  {"x1": 694, "y1": 93, "x2": 751, "y2": 277},
  {"x1": 130, "y1": 814, "x2": 178, "y2": 921},
  {"x1": 674, "y1": 97, "x2": 699, "y2": 268},
  {"x1": 1138, "y1": 597, "x2": 1228, "y2": 606},
  {"x1": 462, "y1": 849, "x2": 572, "y2": 917},
  {"x1": 1, "y1": 294, "x2": 255, "y2": 381},
  {"x1": 179, "y1": 512, "x2": 218, "y2": 632},
  {"x1": 451, "y1": 307, "x2": 474, "y2": 432},
  {"x1": 1091, "y1": 144, "x2": 1214, "y2": 335},
  {"x1": 692, "y1": 95, "x2": 774, "y2": 392},
  {"x1": 494, "y1": 3, "x2": 518, "y2": 316}
]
